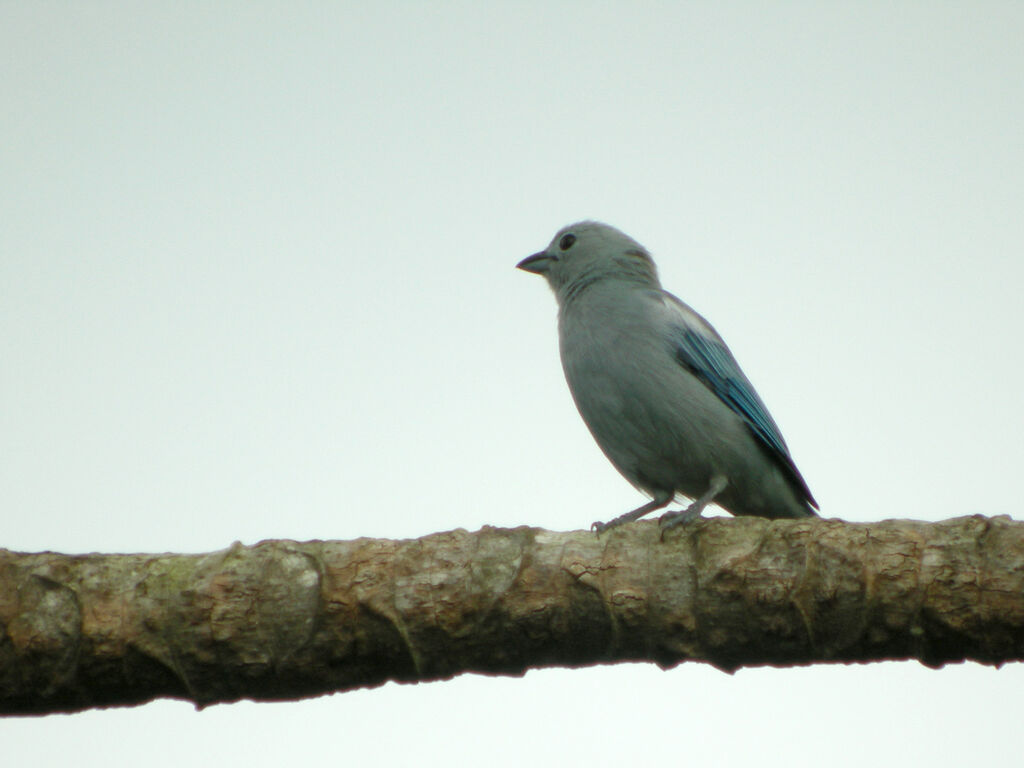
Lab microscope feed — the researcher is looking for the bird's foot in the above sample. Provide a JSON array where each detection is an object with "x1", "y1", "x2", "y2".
[
  {"x1": 591, "y1": 494, "x2": 676, "y2": 536},
  {"x1": 658, "y1": 507, "x2": 703, "y2": 540},
  {"x1": 658, "y1": 476, "x2": 728, "y2": 540}
]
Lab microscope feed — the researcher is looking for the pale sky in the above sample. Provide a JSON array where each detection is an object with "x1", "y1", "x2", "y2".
[{"x1": 3, "y1": 3, "x2": 1023, "y2": 765}]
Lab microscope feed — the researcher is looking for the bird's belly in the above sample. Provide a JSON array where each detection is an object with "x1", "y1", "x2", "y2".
[{"x1": 561, "y1": 340, "x2": 734, "y2": 498}]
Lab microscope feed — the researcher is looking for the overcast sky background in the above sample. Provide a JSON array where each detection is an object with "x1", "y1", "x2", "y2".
[{"x1": 3, "y1": 3, "x2": 1023, "y2": 765}]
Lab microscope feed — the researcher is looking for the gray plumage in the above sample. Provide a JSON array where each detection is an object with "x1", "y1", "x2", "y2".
[{"x1": 517, "y1": 221, "x2": 817, "y2": 534}]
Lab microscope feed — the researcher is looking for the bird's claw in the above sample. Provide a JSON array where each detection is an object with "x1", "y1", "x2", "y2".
[{"x1": 657, "y1": 508, "x2": 702, "y2": 541}]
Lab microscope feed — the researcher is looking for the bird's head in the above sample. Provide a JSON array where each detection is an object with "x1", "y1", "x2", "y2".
[{"x1": 516, "y1": 221, "x2": 659, "y2": 299}]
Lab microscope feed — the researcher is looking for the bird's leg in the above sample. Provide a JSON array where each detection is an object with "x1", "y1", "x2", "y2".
[
  {"x1": 592, "y1": 491, "x2": 673, "y2": 535},
  {"x1": 659, "y1": 475, "x2": 728, "y2": 537}
]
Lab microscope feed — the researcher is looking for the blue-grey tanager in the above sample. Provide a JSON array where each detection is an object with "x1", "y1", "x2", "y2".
[{"x1": 517, "y1": 221, "x2": 818, "y2": 534}]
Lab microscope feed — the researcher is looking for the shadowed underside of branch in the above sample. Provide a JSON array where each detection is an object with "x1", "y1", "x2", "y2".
[{"x1": 1, "y1": 515, "x2": 1022, "y2": 716}]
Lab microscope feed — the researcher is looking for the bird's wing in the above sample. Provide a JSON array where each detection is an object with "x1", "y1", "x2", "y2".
[{"x1": 657, "y1": 291, "x2": 818, "y2": 508}]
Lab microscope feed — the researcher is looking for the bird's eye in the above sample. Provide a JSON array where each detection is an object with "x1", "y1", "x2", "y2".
[{"x1": 559, "y1": 233, "x2": 577, "y2": 251}]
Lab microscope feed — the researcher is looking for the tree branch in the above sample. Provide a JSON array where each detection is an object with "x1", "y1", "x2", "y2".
[{"x1": 2, "y1": 515, "x2": 1021, "y2": 716}]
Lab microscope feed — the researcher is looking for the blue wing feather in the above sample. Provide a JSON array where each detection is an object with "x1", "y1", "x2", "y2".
[
  {"x1": 665, "y1": 298, "x2": 818, "y2": 509},
  {"x1": 673, "y1": 329, "x2": 789, "y2": 458}
]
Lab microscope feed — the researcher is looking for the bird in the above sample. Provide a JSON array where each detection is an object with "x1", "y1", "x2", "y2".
[{"x1": 517, "y1": 221, "x2": 818, "y2": 535}]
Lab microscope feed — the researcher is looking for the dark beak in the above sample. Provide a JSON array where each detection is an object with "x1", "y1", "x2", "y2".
[{"x1": 516, "y1": 251, "x2": 554, "y2": 274}]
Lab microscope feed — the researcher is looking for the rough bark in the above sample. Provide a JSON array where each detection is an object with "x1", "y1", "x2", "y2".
[{"x1": 1, "y1": 514, "x2": 1022, "y2": 716}]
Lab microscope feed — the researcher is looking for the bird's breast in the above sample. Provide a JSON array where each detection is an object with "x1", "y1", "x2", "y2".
[{"x1": 556, "y1": 286, "x2": 753, "y2": 495}]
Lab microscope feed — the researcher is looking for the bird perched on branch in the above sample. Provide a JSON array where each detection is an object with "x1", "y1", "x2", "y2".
[{"x1": 517, "y1": 221, "x2": 818, "y2": 535}]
